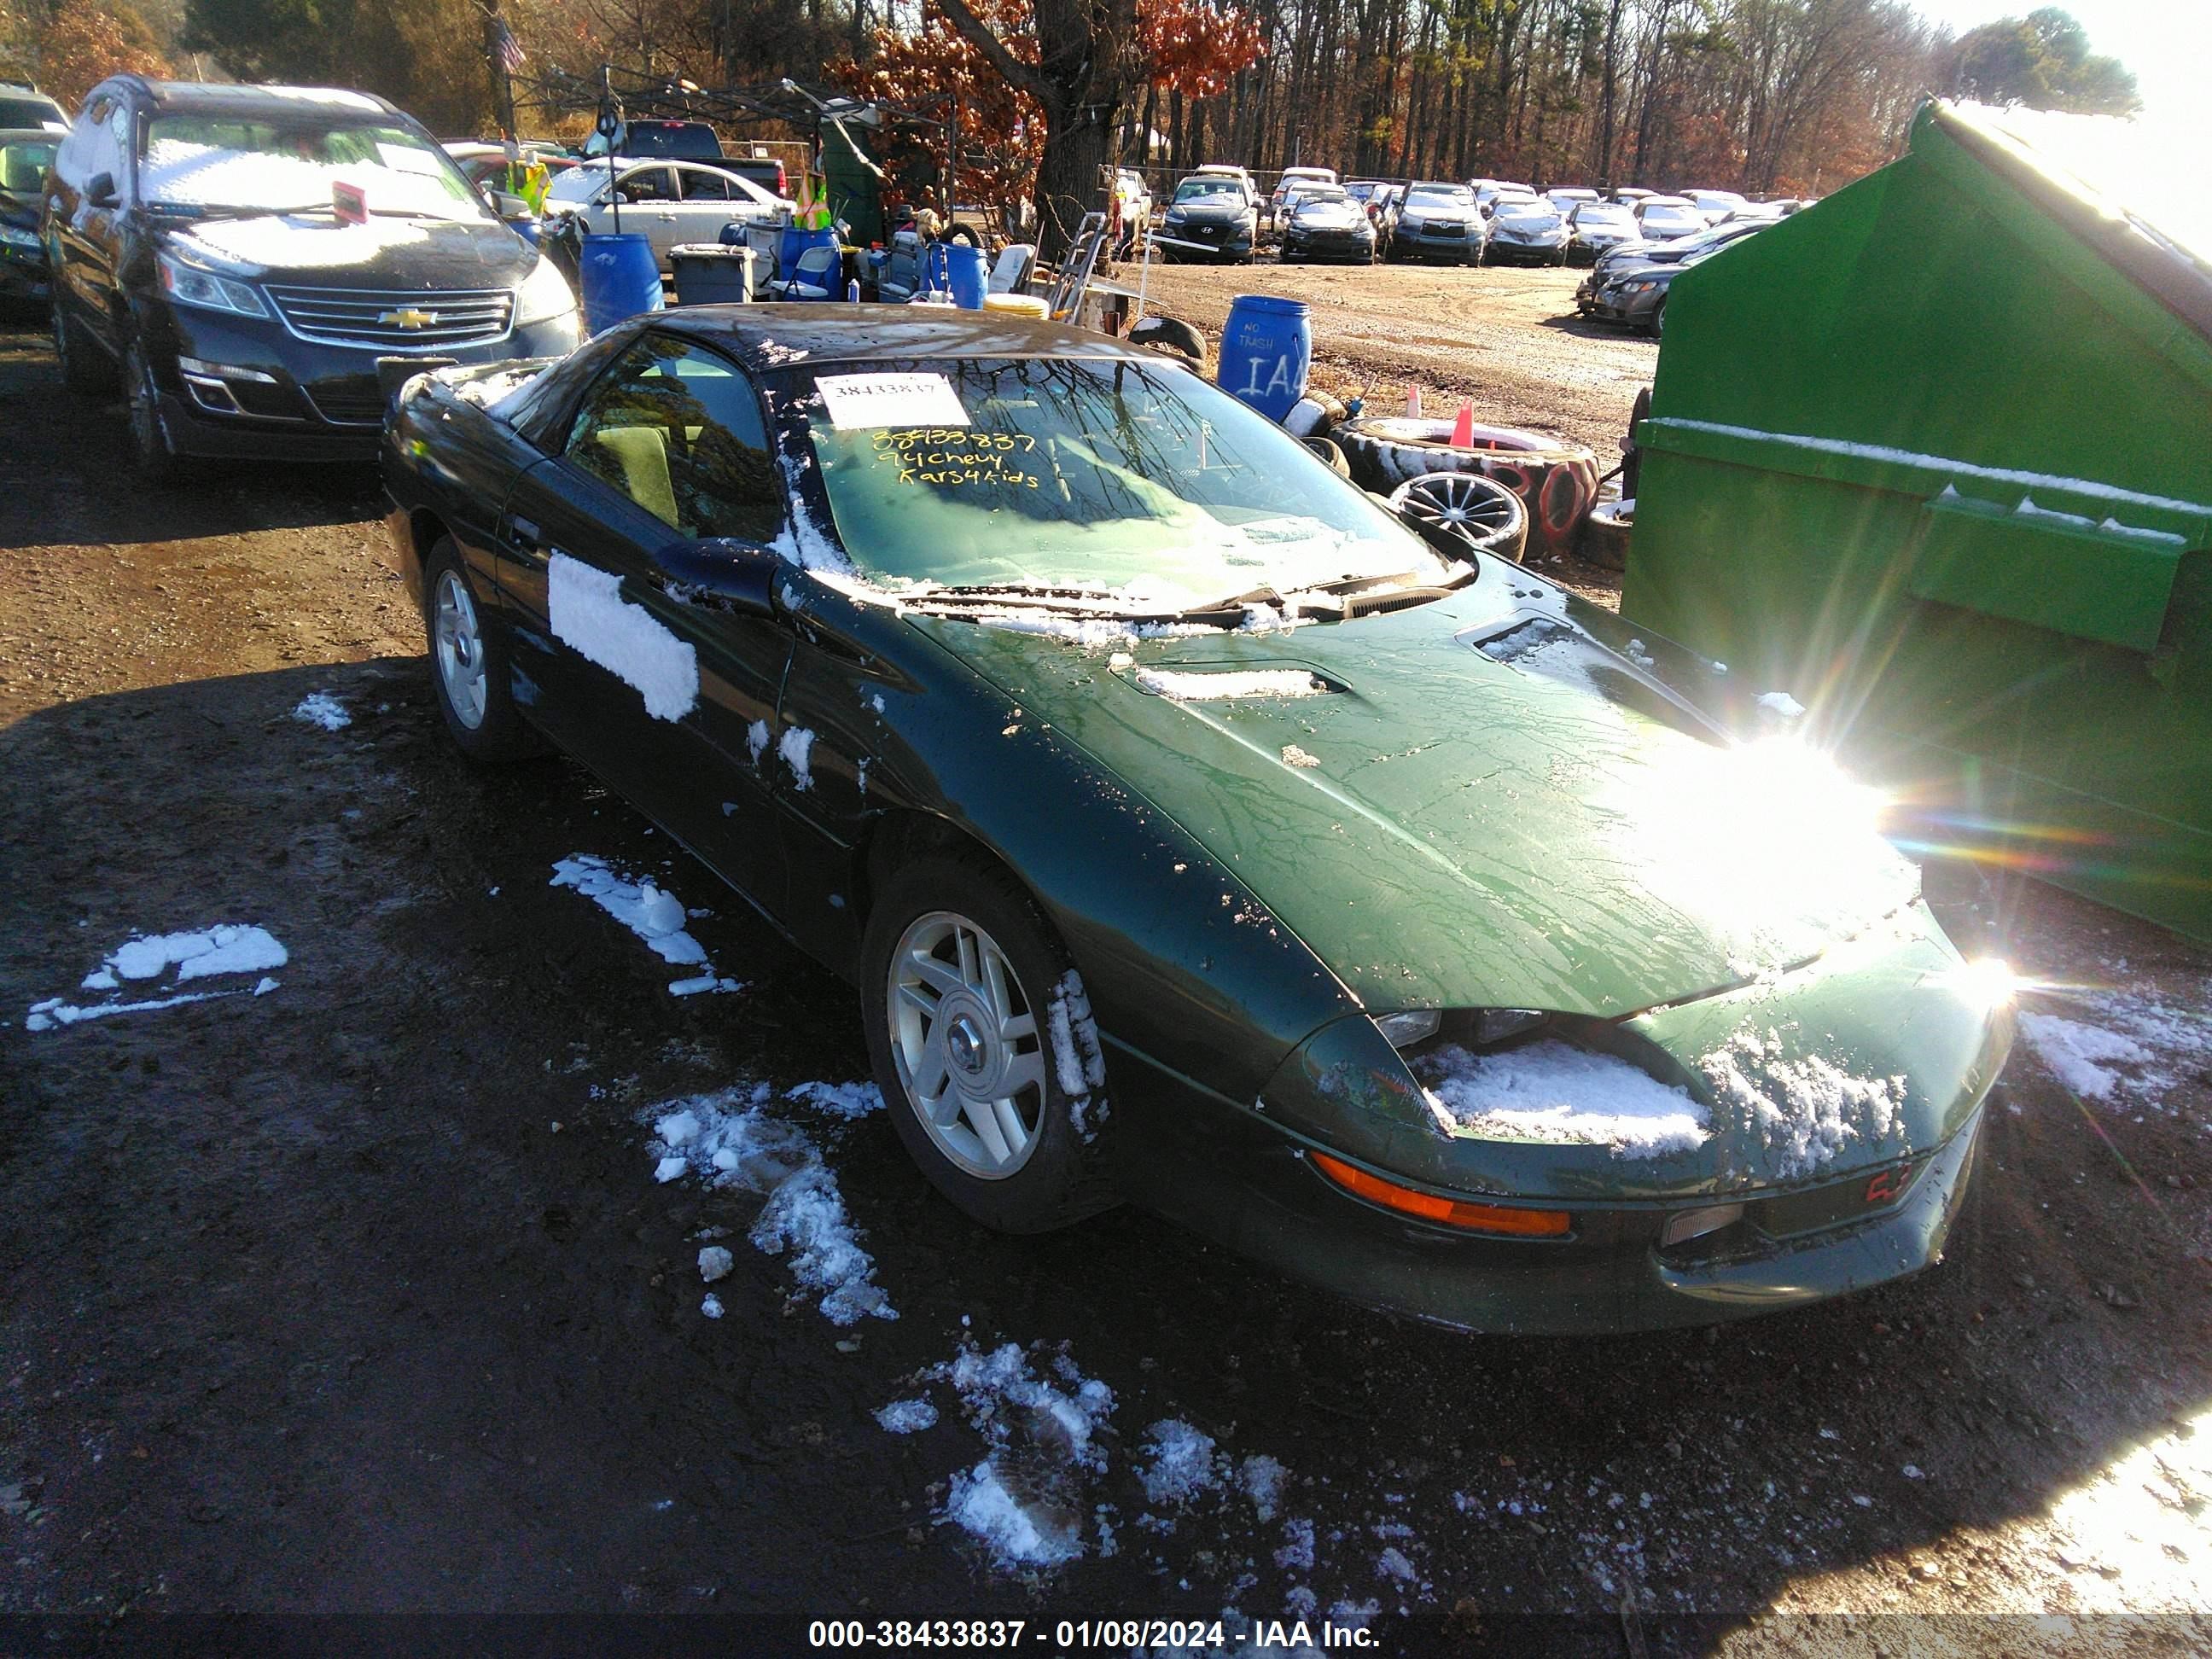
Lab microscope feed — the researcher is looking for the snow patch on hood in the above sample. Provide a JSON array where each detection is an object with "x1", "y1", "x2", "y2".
[
  {"x1": 1697, "y1": 1028, "x2": 1906, "y2": 1181},
  {"x1": 1417, "y1": 1039, "x2": 1710, "y2": 1158},
  {"x1": 171, "y1": 212, "x2": 439, "y2": 274},
  {"x1": 645, "y1": 1083, "x2": 896, "y2": 1325},
  {"x1": 1133, "y1": 667, "x2": 1329, "y2": 701}
]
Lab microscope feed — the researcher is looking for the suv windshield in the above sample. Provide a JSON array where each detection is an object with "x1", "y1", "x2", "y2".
[
  {"x1": 794, "y1": 356, "x2": 1447, "y2": 606},
  {"x1": 1173, "y1": 177, "x2": 1242, "y2": 204},
  {"x1": 141, "y1": 116, "x2": 486, "y2": 220},
  {"x1": 1494, "y1": 202, "x2": 1561, "y2": 227},
  {"x1": 1638, "y1": 205, "x2": 1704, "y2": 236},
  {"x1": 1406, "y1": 185, "x2": 1471, "y2": 209},
  {"x1": 0, "y1": 136, "x2": 55, "y2": 197},
  {"x1": 1574, "y1": 204, "x2": 1633, "y2": 227}
]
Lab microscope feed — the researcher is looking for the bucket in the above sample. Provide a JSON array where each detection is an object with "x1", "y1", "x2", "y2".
[
  {"x1": 945, "y1": 243, "x2": 989, "y2": 310},
  {"x1": 1218, "y1": 294, "x2": 1312, "y2": 423},
  {"x1": 668, "y1": 244, "x2": 755, "y2": 306},
  {"x1": 579, "y1": 233, "x2": 663, "y2": 335}
]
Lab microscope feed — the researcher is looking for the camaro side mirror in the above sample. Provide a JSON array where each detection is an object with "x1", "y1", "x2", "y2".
[
  {"x1": 86, "y1": 172, "x2": 118, "y2": 209},
  {"x1": 650, "y1": 538, "x2": 782, "y2": 618}
]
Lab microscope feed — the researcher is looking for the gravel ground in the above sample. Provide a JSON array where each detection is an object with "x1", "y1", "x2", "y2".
[{"x1": 2, "y1": 293, "x2": 2209, "y2": 1656}]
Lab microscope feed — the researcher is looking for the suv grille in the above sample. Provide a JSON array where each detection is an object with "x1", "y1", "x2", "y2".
[{"x1": 265, "y1": 286, "x2": 514, "y2": 350}]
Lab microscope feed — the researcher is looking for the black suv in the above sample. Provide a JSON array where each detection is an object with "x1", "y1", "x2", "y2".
[{"x1": 46, "y1": 77, "x2": 583, "y2": 478}]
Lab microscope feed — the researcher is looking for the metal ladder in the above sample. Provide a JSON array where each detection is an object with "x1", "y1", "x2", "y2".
[{"x1": 1042, "y1": 211, "x2": 1109, "y2": 322}]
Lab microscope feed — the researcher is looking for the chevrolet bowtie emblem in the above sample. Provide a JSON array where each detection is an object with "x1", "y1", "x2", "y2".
[{"x1": 378, "y1": 307, "x2": 439, "y2": 330}]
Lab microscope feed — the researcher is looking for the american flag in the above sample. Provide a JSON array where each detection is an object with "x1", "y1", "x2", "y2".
[{"x1": 493, "y1": 20, "x2": 526, "y2": 74}]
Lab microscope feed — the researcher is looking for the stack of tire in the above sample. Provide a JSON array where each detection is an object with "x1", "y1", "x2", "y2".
[{"x1": 1333, "y1": 416, "x2": 1601, "y2": 556}]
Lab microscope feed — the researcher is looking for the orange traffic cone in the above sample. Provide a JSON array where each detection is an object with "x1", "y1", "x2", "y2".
[
  {"x1": 1451, "y1": 401, "x2": 1475, "y2": 445},
  {"x1": 1406, "y1": 384, "x2": 1423, "y2": 418}
]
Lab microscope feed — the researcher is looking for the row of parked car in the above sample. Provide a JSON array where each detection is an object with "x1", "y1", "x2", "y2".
[{"x1": 1150, "y1": 160, "x2": 1802, "y2": 271}]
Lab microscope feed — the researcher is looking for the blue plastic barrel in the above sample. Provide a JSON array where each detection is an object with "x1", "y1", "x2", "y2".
[
  {"x1": 779, "y1": 224, "x2": 838, "y2": 285},
  {"x1": 1218, "y1": 294, "x2": 1313, "y2": 423},
  {"x1": 579, "y1": 233, "x2": 662, "y2": 335},
  {"x1": 945, "y1": 244, "x2": 989, "y2": 310}
]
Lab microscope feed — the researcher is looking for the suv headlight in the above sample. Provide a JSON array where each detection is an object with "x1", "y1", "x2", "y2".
[
  {"x1": 514, "y1": 255, "x2": 577, "y2": 326},
  {"x1": 157, "y1": 250, "x2": 266, "y2": 318}
]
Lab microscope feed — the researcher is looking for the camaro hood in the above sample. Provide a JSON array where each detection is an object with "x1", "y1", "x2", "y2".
[
  {"x1": 910, "y1": 579, "x2": 1921, "y2": 1020},
  {"x1": 160, "y1": 212, "x2": 537, "y2": 289}
]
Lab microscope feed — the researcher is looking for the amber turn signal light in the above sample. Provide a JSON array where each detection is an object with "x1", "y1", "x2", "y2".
[{"x1": 1311, "y1": 1152, "x2": 1571, "y2": 1237}]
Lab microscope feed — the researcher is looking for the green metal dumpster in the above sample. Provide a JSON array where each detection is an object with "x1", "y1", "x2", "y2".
[{"x1": 1621, "y1": 100, "x2": 2212, "y2": 940}]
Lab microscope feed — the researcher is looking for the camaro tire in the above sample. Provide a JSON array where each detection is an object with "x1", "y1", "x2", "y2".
[
  {"x1": 422, "y1": 537, "x2": 539, "y2": 761},
  {"x1": 862, "y1": 852, "x2": 1118, "y2": 1235},
  {"x1": 1336, "y1": 416, "x2": 1601, "y2": 554},
  {"x1": 1388, "y1": 470, "x2": 1528, "y2": 563}
]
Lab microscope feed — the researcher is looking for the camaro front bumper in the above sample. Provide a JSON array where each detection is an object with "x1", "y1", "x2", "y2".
[{"x1": 1108, "y1": 1039, "x2": 1989, "y2": 1335}]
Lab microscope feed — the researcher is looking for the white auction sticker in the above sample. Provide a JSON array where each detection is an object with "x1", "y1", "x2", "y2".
[{"x1": 818, "y1": 372, "x2": 969, "y2": 430}]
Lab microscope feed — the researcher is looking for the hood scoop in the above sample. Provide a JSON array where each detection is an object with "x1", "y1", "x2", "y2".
[
  {"x1": 1126, "y1": 666, "x2": 1340, "y2": 701},
  {"x1": 1464, "y1": 613, "x2": 1721, "y2": 743}
]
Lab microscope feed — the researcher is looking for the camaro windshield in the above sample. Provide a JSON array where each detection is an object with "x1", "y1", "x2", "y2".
[
  {"x1": 795, "y1": 356, "x2": 1447, "y2": 606},
  {"x1": 141, "y1": 117, "x2": 485, "y2": 220}
]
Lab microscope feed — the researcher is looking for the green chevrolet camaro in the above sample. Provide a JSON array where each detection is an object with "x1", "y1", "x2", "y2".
[{"x1": 380, "y1": 308, "x2": 2013, "y2": 1335}]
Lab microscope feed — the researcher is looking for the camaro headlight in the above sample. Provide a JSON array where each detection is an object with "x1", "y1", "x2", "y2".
[
  {"x1": 0, "y1": 223, "x2": 38, "y2": 250},
  {"x1": 156, "y1": 249, "x2": 266, "y2": 318},
  {"x1": 514, "y1": 255, "x2": 577, "y2": 326}
]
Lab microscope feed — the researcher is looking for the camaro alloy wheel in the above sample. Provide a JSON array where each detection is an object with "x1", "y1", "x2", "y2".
[
  {"x1": 433, "y1": 568, "x2": 489, "y2": 731},
  {"x1": 887, "y1": 909, "x2": 1050, "y2": 1181}
]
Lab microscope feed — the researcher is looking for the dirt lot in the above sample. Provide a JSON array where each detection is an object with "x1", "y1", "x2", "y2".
[{"x1": 3, "y1": 269, "x2": 2209, "y2": 1655}]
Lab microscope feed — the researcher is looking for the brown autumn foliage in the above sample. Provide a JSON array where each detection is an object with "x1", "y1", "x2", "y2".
[{"x1": 36, "y1": 0, "x2": 171, "y2": 111}]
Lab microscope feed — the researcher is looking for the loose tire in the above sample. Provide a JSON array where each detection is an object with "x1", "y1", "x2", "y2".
[
  {"x1": 422, "y1": 537, "x2": 539, "y2": 762},
  {"x1": 1335, "y1": 415, "x2": 1601, "y2": 554},
  {"x1": 1388, "y1": 470, "x2": 1528, "y2": 562},
  {"x1": 122, "y1": 337, "x2": 181, "y2": 483},
  {"x1": 53, "y1": 303, "x2": 112, "y2": 395},
  {"x1": 863, "y1": 852, "x2": 1117, "y2": 1234},
  {"x1": 1580, "y1": 497, "x2": 1633, "y2": 570}
]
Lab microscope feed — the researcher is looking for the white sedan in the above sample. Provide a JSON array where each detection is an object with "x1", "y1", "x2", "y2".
[{"x1": 543, "y1": 160, "x2": 788, "y2": 265}]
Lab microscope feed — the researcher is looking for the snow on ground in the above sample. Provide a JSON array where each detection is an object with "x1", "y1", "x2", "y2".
[
  {"x1": 1415, "y1": 1039, "x2": 1709, "y2": 1158},
  {"x1": 2018, "y1": 1013, "x2": 2153, "y2": 1102},
  {"x1": 26, "y1": 924, "x2": 287, "y2": 1031},
  {"x1": 874, "y1": 1398, "x2": 938, "y2": 1433},
  {"x1": 549, "y1": 855, "x2": 742, "y2": 996},
  {"x1": 784, "y1": 1080, "x2": 883, "y2": 1119},
  {"x1": 2017, "y1": 990, "x2": 2212, "y2": 1110},
  {"x1": 289, "y1": 691, "x2": 351, "y2": 731},
  {"x1": 643, "y1": 1083, "x2": 894, "y2": 1325},
  {"x1": 1132, "y1": 668, "x2": 1329, "y2": 701},
  {"x1": 547, "y1": 552, "x2": 699, "y2": 722},
  {"x1": 1699, "y1": 1029, "x2": 1906, "y2": 1180}
]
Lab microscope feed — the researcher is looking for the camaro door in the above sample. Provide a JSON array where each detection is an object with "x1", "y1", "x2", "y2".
[{"x1": 495, "y1": 329, "x2": 794, "y2": 905}]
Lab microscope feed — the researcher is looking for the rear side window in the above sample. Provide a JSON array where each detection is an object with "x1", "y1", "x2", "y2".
[
  {"x1": 624, "y1": 124, "x2": 722, "y2": 161},
  {"x1": 563, "y1": 334, "x2": 783, "y2": 544}
]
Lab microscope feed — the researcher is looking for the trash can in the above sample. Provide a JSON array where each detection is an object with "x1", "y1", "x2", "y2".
[
  {"x1": 1217, "y1": 294, "x2": 1311, "y2": 422},
  {"x1": 1621, "y1": 99, "x2": 2212, "y2": 938},
  {"x1": 669, "y1": 245, "x2": 755, "y2": 306}
]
